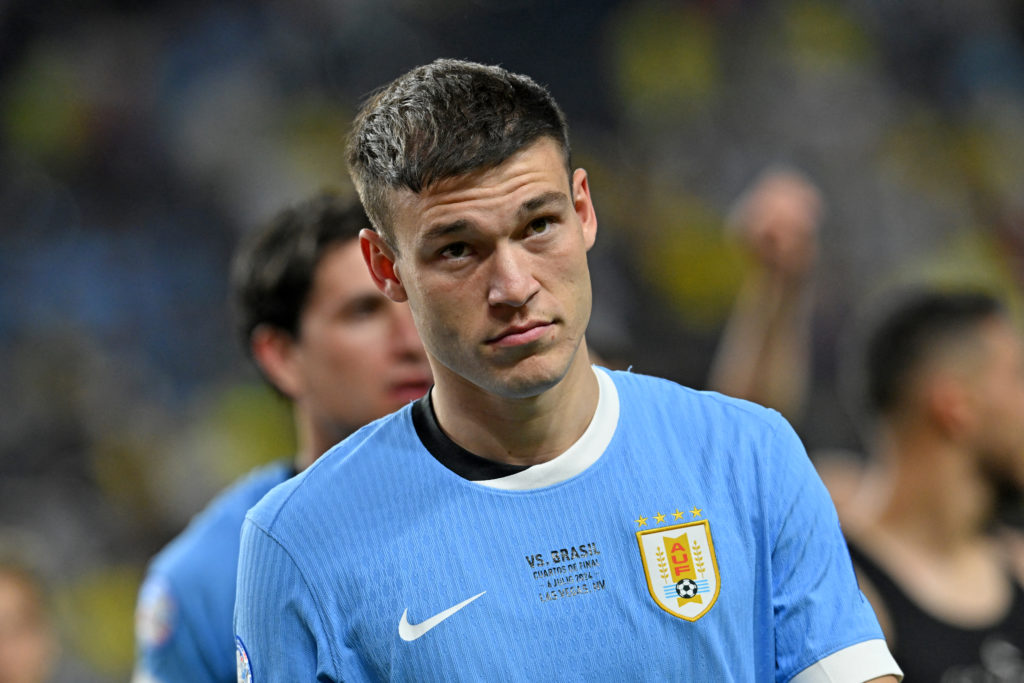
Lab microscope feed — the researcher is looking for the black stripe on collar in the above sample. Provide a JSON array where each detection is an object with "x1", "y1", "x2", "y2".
[{"x1": 411, "y1": 392, "x2": 531, "y2": 481}]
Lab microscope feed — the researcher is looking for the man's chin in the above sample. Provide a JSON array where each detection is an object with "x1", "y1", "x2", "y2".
[
  {"x1": 981, "y1": 457, "x2": 1024, "y2": 526},
  {"x1": 479, "y1": 355, "x2": 573, "y2": 399}
]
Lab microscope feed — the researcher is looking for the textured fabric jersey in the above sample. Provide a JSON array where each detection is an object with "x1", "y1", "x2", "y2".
[
  {"x1": 235, "y1": 369, "x2": 898, "y2": 682},
  {"x1": 134, "y1": 461, "x2": 292, "y2": 683},
  {"x1": 848, "y1": 540, "x2": 1024, "y2": 681}
]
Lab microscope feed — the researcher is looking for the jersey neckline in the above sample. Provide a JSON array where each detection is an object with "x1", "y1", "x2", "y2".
[{"x1": 410, "y1": 366, "x2": 620, "y2": 490}]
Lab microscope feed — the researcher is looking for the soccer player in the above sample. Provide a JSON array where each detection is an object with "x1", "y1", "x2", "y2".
[
  {"x1": 234, "y1": 59, "x2": 902, "y2": 682},
  {"x1": 132, "y1": 193, "x2": 431, "y2": 683},
  {"x1": 839, "y1": 290, "x2": 1024, "y2": 680}
]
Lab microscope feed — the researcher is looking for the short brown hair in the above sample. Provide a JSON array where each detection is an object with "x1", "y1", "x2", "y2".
[{"x1": 346, "y1": 59, "x2": 571, "y2": 248}]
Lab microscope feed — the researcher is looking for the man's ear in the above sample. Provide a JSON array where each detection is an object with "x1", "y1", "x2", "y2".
[
  {"x1": 250, "y1": 324, "x2": 302, "y2": 399},
  {"x1": 360, "y1": 228, "x2": 408, "y2": 302},
  {"x1": 572, "y1": 168, "x2": 598, "y2": 251},
  {"x1": 926, "y1": 373, "x2": 975, "y2": 439}
]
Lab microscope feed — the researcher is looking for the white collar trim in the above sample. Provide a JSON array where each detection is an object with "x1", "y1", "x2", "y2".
[{"x1": 476, "y1": 366, "x2": 619, "y2": 490}]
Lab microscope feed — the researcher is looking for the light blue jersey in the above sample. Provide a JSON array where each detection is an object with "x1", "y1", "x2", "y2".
[
  {"x1": 134, "y1": 461, "x2": 292, "y2": 683},
  {"x1": 235, "y1": 369, "x2": 900, "y2": 682}
]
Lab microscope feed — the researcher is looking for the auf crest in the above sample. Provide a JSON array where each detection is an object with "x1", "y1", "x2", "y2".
[{"x1": 636, "y1": 519, "x2": 720, "y2": 621}]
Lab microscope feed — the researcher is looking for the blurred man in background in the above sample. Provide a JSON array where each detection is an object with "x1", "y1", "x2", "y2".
[
  {"x1": 841, "y1": 290, "x2": 1024, "y2": 680},
  {"x1": 132, "y1": 192, "x2": 431, "y2": 683}
]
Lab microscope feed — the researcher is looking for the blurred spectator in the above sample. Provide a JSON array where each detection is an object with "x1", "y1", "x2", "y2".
[
  {"x1": 0, "y1": 539, "x2": 59, "y2": 683},
  {"x1": 707, "y1": 165, "x2": 822, "y2": 420},
  {"x1": 132, "y1": 193, "x2": 430, "y2": 683},
  {"x1": 839, "y1": 289, "x2": 1024, "y2": 680}
]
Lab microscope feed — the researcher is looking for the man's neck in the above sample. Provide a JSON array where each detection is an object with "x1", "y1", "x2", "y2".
[
  {"x1": 430, "y1": 351, "x2": 600, "y2": 467},
  {"x1": 850, "y1": 425, "x2": 1014, "y2": 627},
  {"x1": 294, "y1": 410, "x2": 354, "y2": 472},
  {"x1": 855, "y1": 425, "x2": 994, "y2": 555}
]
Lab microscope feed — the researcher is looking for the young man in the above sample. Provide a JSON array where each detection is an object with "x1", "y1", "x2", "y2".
[
  {"x1": 234, "y1": 60, "x2": 901, "y2": 682},
  {"x1": 839, "y1": 290, "x2": 1024, "y2": 680},
  {"x1": 132, "y1": 193, "x2": 431, "y2": 683}
]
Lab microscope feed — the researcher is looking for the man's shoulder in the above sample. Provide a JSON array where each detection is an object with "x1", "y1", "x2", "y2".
[
  {"x1": 245, "y1": 409, "x2": 415, "y2": 532},
  {"x1": 602, "y1": 367, "x2": 783, "y2": 427},
  {"x1": 148, "y1": 460, "x2": 292, "y2": 582}
]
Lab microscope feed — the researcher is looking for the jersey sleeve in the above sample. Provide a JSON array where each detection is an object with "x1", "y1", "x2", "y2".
[
  {"x1": 132, "y1": 573, "x2": 218, "y2": 683},
  {"x1": 766, "y1": 417, "x2": 902, "y2": 682},
  {"x1": 233, "y1": 517, "x2": 332, "y2": 682}
]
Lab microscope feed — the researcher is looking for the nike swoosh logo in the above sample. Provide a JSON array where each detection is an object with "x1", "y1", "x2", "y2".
[{"x1": 398, "y1": 591, "x2": 486, "y2": 642}]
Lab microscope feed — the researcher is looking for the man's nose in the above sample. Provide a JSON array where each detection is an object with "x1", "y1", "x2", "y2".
[{"x1": 486, "y1": 244, "x2": 538, "y2": 308}]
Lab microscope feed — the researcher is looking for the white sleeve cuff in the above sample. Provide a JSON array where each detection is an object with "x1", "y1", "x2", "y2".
[{"x1": 790, "y1": 639, "x2": 903, "y2": 682}]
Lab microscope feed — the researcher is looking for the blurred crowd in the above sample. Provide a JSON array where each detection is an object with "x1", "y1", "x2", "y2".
[{"x1": 1, "y1": 0, "x2": 1023, "y2": 679}]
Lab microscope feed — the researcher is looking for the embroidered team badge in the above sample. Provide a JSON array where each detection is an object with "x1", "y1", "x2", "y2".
[
  {"x1": 637, "y1": 519, "x2": 720, "y2": 621},
  {"x1": 236, "y1": 635, "x2": 253, "y2": 683},
  {"x1": 135, "y1": 576, "x2": 176, "y2": 649}
]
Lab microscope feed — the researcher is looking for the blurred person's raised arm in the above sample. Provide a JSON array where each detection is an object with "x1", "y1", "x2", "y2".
[{"x1": 706, "y1": 166, "x2": 822, "y2": 420}]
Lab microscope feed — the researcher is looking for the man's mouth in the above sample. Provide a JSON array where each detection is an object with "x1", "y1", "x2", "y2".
[
  {"x1": 389, "y1": 377, "x2": 432, "y2": 402},
  {"x1": 486, "y1": 321, "x2": 553, "y2": 347}
]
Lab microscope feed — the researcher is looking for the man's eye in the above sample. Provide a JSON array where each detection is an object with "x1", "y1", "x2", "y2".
[
  {"x1": 440, "y1": 242, "x2": 469, "y2": 259},
  {"x1": 527, "y1": 217, "x2": 553, "y2": 235},
  {"x1": 347, "y1": 297, "x2": 386, "y2": 319}
]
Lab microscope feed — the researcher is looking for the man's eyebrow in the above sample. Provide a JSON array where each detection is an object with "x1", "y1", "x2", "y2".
[
  {"x1": 421, "y1": 219, "x2": 471, "y2": 243},
  {"x1": 419, "y1": 192, "x2": 570, "y2": 243},
  {"x1": 518, "y1": 191, "x2": 569, "y2": 219}
]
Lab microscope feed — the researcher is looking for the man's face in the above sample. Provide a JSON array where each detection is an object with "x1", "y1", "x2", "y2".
[
  {"x1": 375, "y1": 137, "x2": 597, "y2": 399},
  {"x1": 290, "y1": 240, "x2": 431, "y2": 440}
]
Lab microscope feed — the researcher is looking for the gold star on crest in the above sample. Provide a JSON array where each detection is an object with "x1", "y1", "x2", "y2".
[
  {"x1": 672, "y1": 509, "x2": 684, "y2": 520},
  {"x1": 653, "y1": 512, "x2": 666, "y2": 523},
  {"x1": 635, "y1": 515, "x2": 648, "y2": 527},
  {"x1": 690, "y1": 507, "x2": 703, "y2": 518}
]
